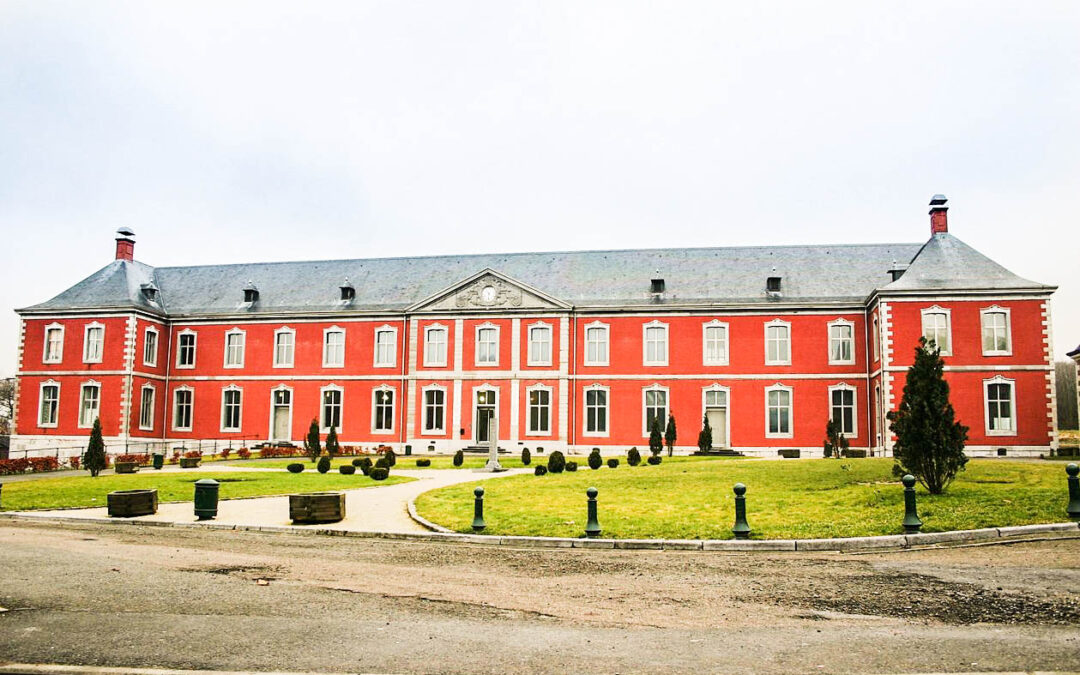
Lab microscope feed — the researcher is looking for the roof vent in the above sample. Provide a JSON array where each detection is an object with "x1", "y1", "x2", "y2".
[
  {"x1": 766, "y1": 276, "x2": 782, "y2": 296},
  {"x1": 243, "y1": 281, "x2": 259, "y2": 304},
  {"x1": 650, "y1": 278, "x2": 665, "y2": 295},
  {"x1": 340, "y1": 278, "x2": 355, "y2": 302}
]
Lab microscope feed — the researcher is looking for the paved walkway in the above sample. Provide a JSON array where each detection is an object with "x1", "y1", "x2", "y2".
[{"x1": 17, "y1": 468, "x2": 529, "y2": 533}]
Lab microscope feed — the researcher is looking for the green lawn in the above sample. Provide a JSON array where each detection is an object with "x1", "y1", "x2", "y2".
[
  {"x1": 415, "y1": 458, "x2": 1076, "y2": 540},
  {"x1": 0, "y1": 471, "x2": 413, "y2": 512}
]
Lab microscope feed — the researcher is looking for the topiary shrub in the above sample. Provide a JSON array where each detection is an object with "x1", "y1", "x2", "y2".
[
  {"x1": 384, "y1": 449, "x2": 396, "y2": 467},
  {"x1": 547, "y1": 450, "x2": 566, "y2": 474},
  {"x1": 357, "y1": 457, "x2": 373, "y2": 475},
  {"x1": 588, "y1": 448, "x2": 602, "y2": 470},
  {"x1": 534, "y1": 465, "x2": 547, "y2": 476},
  {"x1": 351, "y1": 458, "x2": 364, "y2": 467},
  {"x1": 339, "y1": 465, "x2": 356, "y2": 475},
  {"x1": 369, "y1": 467, "x2": 389, "y2": 481},
  {"x1": 415, "y1": 458, "x2": 431, "y2": 467},
  {"x1": 287, "y1": 463, "x2": 304, "y2": 473},
  {"x1": 627, "y1": 447, "x2": 641, "y2": 466},
  {"x1": 521, "y1": 447, "x2": 531, "y2": 466},
  {"x1": 453, "y1": 450, "x2": 464, "y2": 467},
  {"x1": 375, "y1": 456, "x2": 390, "y2": 469},
  {"x1": 565, "y1": 461, "x2": 578, "y2": 472},
  {"x1": 607, "y1": 458, "x2": 619, "y2": 468},
  {"x1": 647, "y1": 455, "x2": 662, "y2": 465},
  {"x1": 317, "y1": 456, "x2": 331, "y2": 473}
]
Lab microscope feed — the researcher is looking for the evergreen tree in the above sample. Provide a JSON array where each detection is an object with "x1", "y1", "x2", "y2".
[
  {"x1": 82, "y1": 418, "x2": 107, "y2": 477},
  {"x1": 887, "y1": 338, "x2": 969, "y2": 494},
  {"x1": 325, "y1": 426, "x2": 340, "y2": 459},
  {"x1": 648, "y1": 417, "x2": 663, "y2": 457},
  {"x1": 823, "y1": 418, "x2": 849, "y2": 459},
  {"x1": 305, "y1": 418, "x2": 321, "y2": 462},
  {"x1": 664, "y1": 414, "x2": 677, "y2": 457},
  {"x1": 697, "y1": 415, "x2": 713, "y2": 454}
]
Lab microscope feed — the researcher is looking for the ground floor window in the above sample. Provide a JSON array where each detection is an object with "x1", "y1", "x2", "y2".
[
  {"x1": 585, "y1": 388, "x2": 607, "y2": 434},
  {"x1": 222, "y1": 388, "x2": 242, "y2": 432},
  {"x1": 139, "y1": 386, "x2": 155, "y2": 431},
  {"x1": 986, "y1": 379, "x2": 1015, "y2": 434},
  {"x1": 830, "y1": 387, "x2": 855, "y2": 436},
  {"x1": 528, "y1": 387, "x2": 551, "y2": 434},
  {"x1": 321, "y1": 388, "x2": 342, "y2": 431},
  {"x1": 173, "y1": 389, "x2": 193, "y2": 431},
  {"x1": 644, "y1": 388, "x2": 667, "y2": 434},
  {"x1": 766, "y1": 387, "x2": 791, "y2": 436},
  {"x1": 79, "y1": 383, "x2": 101, "y2": 428},
  {"x1": 424, "y1": 388, "x2": 445, "y2": 433},
  {"x1": 374, "y1": 388, "x2": 394, "y2": 432},
  {"x1": 39, "y1": 383, "x2": 59, "y2": 427}
]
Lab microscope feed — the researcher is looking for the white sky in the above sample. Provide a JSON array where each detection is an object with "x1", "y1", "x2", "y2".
[{"x1": 2, "y1": 1, "x2": 1078, "y2": 377}]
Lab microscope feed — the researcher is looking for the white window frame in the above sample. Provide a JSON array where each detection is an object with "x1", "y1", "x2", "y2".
[
  {"x1": 702, "y1": 320, "x2": 729, "y2": 366},
  {"x1": 984, "y1": 376, "x2": 1017, "y2": 436},
  {"x1": 526, "y1": 384, "x2": 553, "y2": 435},
  {"x1": 323, "y1": 326, "x2": 345, "y2": 368},
  {"x1": 827, "y1": 383, "x2": 858, "y2": 437},
  {"x1": 374, "y1": 325, "x2": 397, "y2": 368},
  {"x1": 320, "y1": 384, "x2": 344, "y2": 433},
  {"x1": 172, "y1": 386, "x2": 194, "y2": 432},
  {"x1": 223, "y1": 328, "x2": 246, "y2": 369},
  {"x1": 220, "y1": 385, "x2": 243, "y2": 433},
  {"x1": 471, "y1": 384, "x2": 500, "y2": 443},
  {"x1": 78, "y1": 381, "x2": 101, "y2": 429},
  {"x1": 526, "y1": 322, "x2": 553, "y2": 367},
  {"x1": 42, "y1": 323, "x2": 64, "y2": 364},
  {"x1": 643, "y1": 321, "x2": 669, "y2": 367},
  {"x1": 765, "y1": 384, "x2": 793, "y2": 438},
  {"x1": 372, "y1": 385, "x2": 395, "y2": 434},
  {"x1": 423, "y1": 323, "x2": 449, "y2": 368},
  {"x1": 980, "y1": 306, "x2": 1013, "y2": 357},
  {"x1": 421, "y1": 384, "x2": 447, "y2": 434},
  {"x1": 273, "y1": 327, "x2": 296, "y2": 368},
  {"x1": 827, "y1": 319, "x2": 856, "y2": 366},
  {"x1": 642, "y1": 384, "x2": 669, "y2": 436},
  {"x1": 268, "y1": 385, "x2": 294, "y2": 442},
  {"x1": 138, "y1": 384, "x2": 155, "y2": 431},
  {"x1": 83, "y1": 322, "x2": 104, "y2": 364},
  {"x1": 38, "y1": 380, "x2": 60, "y2": 428},
  {"x1": 143, "y1": 326, "x2": 159, "y2": 367},
  {"x1": 475, "y1": 322, "x2": 500, "y2": 367},
  {"x1": 584, "y1": 321, "x2": 610, "y2": 367},
  {"x1": 872, "y1": 314, "x2": 880, "y2": 363},
  {"x1": 764, "y1": 319, "x2": 791, "y2": 366},
  {"x1": 920, "y1": 305, "x2": 952, "y2": 356},
  {"x1": 701, "y1": 384, "x2": 731, "y2": 448},
  {"x1": 583, "y1": 384, "x2": 610, "y2": 437},
  {"x1": 176, "y1": 329, "x2": 197, "y2": 369}
]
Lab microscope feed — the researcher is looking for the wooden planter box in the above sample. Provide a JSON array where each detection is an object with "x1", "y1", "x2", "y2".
[
  {"x1": 778, "y1": 448, "x2": 801, "y2": 459},
  {"x1": 843, "y1": 449, "x2": 867, "y2": 459},
  {"x1": 179, "y1": 457, "x2": 201, "y2": 468},
  {"x1": 107, "y1": 489, "x2": 158, "y2": 517},
  {"x1": 289, "y1": 492, "x2": 346, "y2": 524},
  {"x1": 114, "y1": 461, "x2": 139, "y2": 474}
]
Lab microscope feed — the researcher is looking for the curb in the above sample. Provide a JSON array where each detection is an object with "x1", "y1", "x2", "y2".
[{"x1": 2, "y1": 511, "x2": 1077, "y2": 552}]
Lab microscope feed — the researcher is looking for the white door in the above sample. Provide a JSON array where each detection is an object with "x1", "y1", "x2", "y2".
[
  {"x1": 272, "y1": 389, "x2": 292, "y2": 441},
  {"x1": 707, "y1": 409, "x2": 727, "y2": 447}
]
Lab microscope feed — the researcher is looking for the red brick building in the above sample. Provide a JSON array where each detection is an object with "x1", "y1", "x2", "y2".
[{"x1": 10, "y1": 196, "x2": 1059, "y2": 458}]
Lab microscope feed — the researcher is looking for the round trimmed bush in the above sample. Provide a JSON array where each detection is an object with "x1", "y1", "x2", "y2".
[
  {"x1": 453, "y1": 450, "x2": 464, "y2": 467},
  {"x1": 521, "y1": 447, "x2": 531, "y2": 466},
  {"x1": 317, "y1": 456, "x2": 331, "y2": 474},
  {"x1": 357, "y1": 457, "x2": 373, "y2": 475},
  {"x1": 647, "y1": 455, "x2": 662, "y2": 465},
  {"x1": 607, "y1": 458, "x2": 619, "y2": 468},
  {"x1": 384, "y1": 449, "x2": 396, "y2": 467},
  {"x1": 547, "y1": 450, "x2": 566, "y2": 474},
  {"x1": 565, "y1": 461, "x2": 578, "y2": 472},
  {"x1": 339, "y1": 464, "x2": 356, "y2": 475},
  {"x1": 369, "y1": 467, "x2": 389, "y2": 481},
  {"x1": 588, "y1": 449, "x2": 602, "y2": 470},
  {"x1": 415, "y1": 458, "x2": 431, "y2": 467},
  {"x1": 627, "y1": 447, "x2": 641, "y2": 466},
  {"x1": 286, "y1": 463, "x2": 304, "y2": 473},
  {"x1": 351, "y1": 458, "x2": 364, "y2": 467},
  {"x1": 534, "y1": 465, "x2": 547, "y2": 476},
  {"x1": 375, "y1": 456, "x2": 390, "y2": 469}
]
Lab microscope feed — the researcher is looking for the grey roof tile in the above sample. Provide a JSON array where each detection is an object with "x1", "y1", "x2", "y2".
[{"x1": 879, "y1": 233, "x2": 1051, "y2": 293}]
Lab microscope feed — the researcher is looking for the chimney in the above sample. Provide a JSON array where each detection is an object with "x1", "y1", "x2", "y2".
[
  {"x1": 929, "y1": 194, "x2": 948, "y2": 235},
  {"x1": 115, "y1": 227, "x2": 136, "y2": 261}
]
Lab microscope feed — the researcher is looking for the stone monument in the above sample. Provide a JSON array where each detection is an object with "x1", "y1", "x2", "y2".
[{"x1": 475, "y1": 417, "x2": 506, "y2": 473}]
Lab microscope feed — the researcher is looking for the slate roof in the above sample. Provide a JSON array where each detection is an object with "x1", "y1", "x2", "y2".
[{"x1": 19, "y1": 234, "x2": 1051, "y2": 317}]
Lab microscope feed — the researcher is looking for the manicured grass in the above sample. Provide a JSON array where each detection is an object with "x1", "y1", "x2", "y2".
[
  {"x1": 415, "y1": 458, "x2": 1076, "y2": 540},
  {"x1": 0, "y1": 471, "x2": 413, "y2": 512}
]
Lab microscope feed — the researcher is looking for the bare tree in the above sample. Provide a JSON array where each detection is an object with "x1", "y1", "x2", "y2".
[
  {"x1": 1057, "y1": 361, "x2": 1078, "y2": 430},
  {"x1": 0, "y1": 378, "x2": 15, "y2": 437}
]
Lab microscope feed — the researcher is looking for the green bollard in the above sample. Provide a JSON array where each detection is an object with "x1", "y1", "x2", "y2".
[
  {"x1": 1066, "y1": 464, "x2": 1080, "y2": 522},
  {"x1": 472, "y1": 486, "x2": 486, "y2": 532},
  {"x1": 193, "y1": 478, "x2": 220, "y2": 520},
  {"x1": 902, "y1": 474, "x2": 923, "y2": 533},
  {"x1": 585, "y1": 487, "x2": 602, "y2": 538},
  {"x1": 732, "y1": 483, "x2": 751, "y2": 540}
]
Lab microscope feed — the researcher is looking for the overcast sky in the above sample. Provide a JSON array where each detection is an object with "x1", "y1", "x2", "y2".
[{"x1": 2, "y1": 1, "x2": 1078, "y2": 377}]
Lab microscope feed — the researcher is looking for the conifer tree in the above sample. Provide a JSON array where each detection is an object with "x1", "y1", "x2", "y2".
[
  {"x1": 887, "y1": 338, "x2": 969, "y2": 494},
  {"x1": 82, "y1": 418, "x2": 107, "y2": 478},
  {"x1": 648, "y1": 417, "x2": 663, "y2": 457},
  {"x1": 325, "y1": 426, "x2": 340, "y2": 459},
  {"x1": 664, "y1": 414, "x2": 677, "y2": 457},
  {"x1": 305, "y1": 418, "x2": 321, "y2": 462},
  {"x1": 697, "y1": 415, "x2": 713, "y2": 454},
  {"x1": 823, "y1": 418, "x2": 849, "y2": 459}
]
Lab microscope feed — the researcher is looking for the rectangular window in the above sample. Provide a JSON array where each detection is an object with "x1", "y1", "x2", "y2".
[
  {"x1": 222, "y1": 389, "x2": 242, "y2": 432},
  {"x1": 374, "y1": 389, "x2": 394, "y2": 431},
  {"x1": 322, "y1": 389, "x2": 342, "y2": 431},
  {"x1": 766, "y1": 324, "x2": 790, "y2": 364},
  {"x1": 829, "y1": 324, "x2": 854, "y2": 364},
  {"x1": 477, "y1": 326, "x2": 498, "y2": 365},
  {"x1": 922, "y1": 311, "x2": 951, "y2": 354},
  {"x1": 79, "y1": 384, "x2": 101, "y2": 428},
  {"x1": 872, "y1": 315, "x2": 880, "y2": 362},
  {"x1": 767, "y1": 389, "x2": 791, "y2": 436},
  {"x1": 177, "y1": 332, "x2": 196, "y2": 368},
  {"x1": 981, "y1": 311, "x2": 1011, "y2": 355},
  {"x1": 224, "y1": 331, "x2": 245, "y2": 367},
  {"x1": 139, "y1": 386, "x2": 155, "y2": 431},
  {"x1": 585, "y1": 388, "x2": 607, "y2": 434},
  {"x1": 644, "y1": 324, "x2": 668, "y2": 365},
  {"x1": 585, "y1": 325, "x2": 608, "y2": 365},
  {"x1": 987, "y1": 382, "x2": 1014, "y2": 433},
  {"x1": 374, "y1": 328, "x2": 396, "y2": 367},
  {"x1": 43, "y1": 326, "x2": 64, "y2": 363},
  {"x1": 83, "y1": 325, "x2": 104, "y2": 363},
  {"x1": 644, "y1": 389, "x2": 667, "y2": 433},
  {"x1": 528, "y1": 388, "x2": 551, "y2": 434},
  {"x1": 830, "y1": 388, "x2": 855, "y2": 436},
  {"x1": 143, "y1": 328, "x2": 158, "y2": 367},
  {"x1": 528, "y1": 325, "x2": 552, "y2": 366},
  {"x1": 703, "y1": 324, "x2": 728, "y2": 365},
  {"x1": 173, "y1": 389, "x2": 193, "y2": 431},
  {"x1": 424, "y1": 327, "x2": 448, "y2": 367},
  {"x1": 323, "y1": 330, "x2": 345, "y2": 367},
  {"x1": 274, "y1": 330, "x2": 295, "y2": 368},
  {"x1": 39, "y1": 384, "x2": 59, "y2": 427},
  {"x1": 424, "y1": 388, "x2": 445, "y2": 432}
]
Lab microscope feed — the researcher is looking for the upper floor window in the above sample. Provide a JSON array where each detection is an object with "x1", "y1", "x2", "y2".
[
  {"x1": 83, "y1": 323, "x2": 104, "y2": 364},
  {"x1": 143, "y1": 327, "x2": 159, "y2": 367},
  {"x1": 703, "y1": 321, "x2": 729, "y2": 366},
  {"x1": 584, "y1": 323, "x2": 609, "y2": 366},
  {"x1": 323, "y1": 328, "x2": 345, "y2": 368},
  {"x1": 476, "y1": 324, "x2": 499, "y2": 366},
  {"x1": 527, "y1": 323, "x2": 552, "y2": 366},
  {"x1": 527, "y1": 386, "x2": 552, "y2": 434},
  {"x1": 643, "y1": 322, "x2": 668, "y2": 366},
  {"x1": 981, "y1": 307, "x2": 1012, "y2": 356},
  {"x1": 584, "y1": 386, "x2": 608, "y2": 436},
  {"x1": 985, "y1": 377, "x2": 1016, "y2": 435},
  {"x1": 274, "y1": 328, "x2": 295, "y2": 368},
  {"x1": 373, "y1": 387, "x2": 394, "y2": 432},
  {"x1": 423, "y1": 386, "x2": 446, "y2": 433},
  {"x1": 872, "y1": 315, "x2": 880, "y2": 362},
  {"x1": 176, "y1": 331, "x2": 197, "y2": 368},
  {"x1": 221, "y1": 387, "x2": 242, "y2": 432},
  {"x1": 921, "y1": 306, "x2": 951, "y2": 355},
  {"x1": 828, "y1": 320, "x2": 855, "y2": 365},
  {"x1": 38, "y1": 381, "x2": 59, "y2": 427},
  {"x1": 224, "y1": 329, "x2": 245, "y2": 368},
  {"x1": 79, "y1": 381, "x2": 101, "y2": 428},
  {"x1": 43, "y1": 324, "x2": 64, "y2": 364},
  {"x1": 374, "y1": 326, "x2": 397, "y2": 367},
  {"x1": 139, "y1": 385, "x2": 155, "y2": 431},
  {"x1": 765, "y1": 320, "x2": 791, "y2": 365},
  {"x1": 424, "y1": 325, "x2": 448, "y2": 367},
  {"x1": 829, "y1": 385, "x2": 856, "y2": 436},
  {"x1": 321, "y1": 386, "x2": 343, "y2": 432},
  {"x1": 643, "y1": 386, "x2": 668, "y2": 435},
  {"x1": 765, "y1": 385, "x2": 792, "y2": 437},
  {"x1": 173, "y1": 387, "x2": 193, "y2": 431}
]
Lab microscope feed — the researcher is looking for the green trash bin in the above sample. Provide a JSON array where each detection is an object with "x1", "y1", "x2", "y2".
[
  {"x1": 404, "y1": 444, "x2": 412, "y2": 456},
  {"x1": 152, "y1": 453, "x2": 164, "y2": 470},
  {"x1": 194, "y1": 479, "x2": 220, "y2": 520}
]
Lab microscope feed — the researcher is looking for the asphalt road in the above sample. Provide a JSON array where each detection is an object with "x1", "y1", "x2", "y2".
[{"x1": 0, "y1": 520, "x2": 1078, "y2": 674}]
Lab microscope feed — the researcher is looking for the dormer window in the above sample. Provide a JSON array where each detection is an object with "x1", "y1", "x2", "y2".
[
  {"x1": 766, "y1": 276, "x2": 782, "y2": 294},
  {"x1": 243, "y1": 282, "x2": 259, "y2": 304},
  {"x1": 650, "y1": 278, "x2": 665, "y2": 294},
  {"x1": 141, "y1": 283, "x2": 159, "y2": 302},
  {"x1": 340, "y1": 279, "x2": 355, "y2": 302}
]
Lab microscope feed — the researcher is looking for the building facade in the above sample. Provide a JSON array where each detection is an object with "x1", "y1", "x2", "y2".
[{"x1": 11, "y1": 197, "x2": 1059, "y2": 457}]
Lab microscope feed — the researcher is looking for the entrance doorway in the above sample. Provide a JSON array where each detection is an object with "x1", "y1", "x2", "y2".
[
  {"x1": 271, "y1": 388, "x2": 292, "y2": 442},
  {"x1": 475, "y1": 390, "x2": 496, "y2": 444},
  {"x1": 704, "y1": 389, "x2": 728, "y2": 447}
]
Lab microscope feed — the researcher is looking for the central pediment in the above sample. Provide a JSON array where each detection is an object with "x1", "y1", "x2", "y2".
[{"x1": 409, "y1": 269, "x2": 570, "y2": 313}]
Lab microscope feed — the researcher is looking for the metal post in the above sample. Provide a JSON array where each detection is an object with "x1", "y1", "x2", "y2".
[
  {"x1": 902, "y1": 474, "x2": 923, "y2": 533},
  {"x1": 585, "y1": 487, "x2": 601, "y2": 538},
  {"x1": 472, "y1": 486, "x2": 486, "y2": 532},
  {"x1": 732, "y1": 483, "x2": 751, "y2": 539},
  {"x1": 1066, "y1": 464, "x2": 1080, "y2": 522}
]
